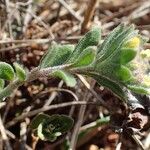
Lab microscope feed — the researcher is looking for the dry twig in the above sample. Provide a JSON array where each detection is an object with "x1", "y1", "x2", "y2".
[
  {"x1": 0, "y1": 115, "x2": 12, "y2": 150},
  {"x1": 58, "y1": 0, "x2": 82, "y2": 22},
  {"x1": 81, "y1": 0, "x2": 98, "y2": 33},
  {"x1": 6, "y1": 101, "x2": 100, "y2": 128}
]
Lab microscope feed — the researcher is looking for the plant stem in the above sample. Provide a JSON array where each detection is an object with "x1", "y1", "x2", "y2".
[
  {"x1": 0, "y1": 64, "x2": 71, "y2": 102},
  {"x1": 0, "y1": 79, "x2": 24, "y2": 101}
]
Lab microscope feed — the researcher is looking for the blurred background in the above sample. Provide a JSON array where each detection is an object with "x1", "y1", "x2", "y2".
[{"x1": 0, "y1": 0, "x2": 150, "y2": 150}]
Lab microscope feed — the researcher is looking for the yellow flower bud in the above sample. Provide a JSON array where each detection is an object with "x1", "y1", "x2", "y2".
[{"x1": 124, "y1": 37, "x2": 140, "y2": 49}]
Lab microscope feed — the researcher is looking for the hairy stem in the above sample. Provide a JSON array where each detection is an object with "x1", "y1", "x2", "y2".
[
  {"x1": 0, "y1": 80, "x2": 24, "y2": 101},
  {"x1": 0, "y1": 64, "x2": 71, "y2": 102}
]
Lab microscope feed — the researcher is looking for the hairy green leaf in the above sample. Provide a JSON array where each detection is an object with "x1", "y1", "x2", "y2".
[
  {"x1": 72, "y1": 46, "x2": 96, "y2": 68},
  {"x1": 97, "y1": 24, "x2": 124, "y2": 53},
  {"x1": 0, "y1": 62, "x2": 15, "y2": 81},
  {"x1": 91, "y1": 24, "x2": 139, "y2": 94},
  {"x1": 40, "y1": 43, "x2": 74, "y2": 68},
  {"x1": 52, "y1": 70, "x2": 76, "y2": 87},
  {"x1": 127, "y1": 85, "x2": 150, "y2": 95},
  {"x1": 31, "y1": 114, "x2": 74, "y2": 142},
  {"x1": 30, "y1": 113, "x2": 51, "y2": 129},
  {"x1": 68, "y1": 26, "x2": 101, "y2": 62},
  {"x1": 94, "y1": 27, "x2": 137, "y2": 81},
  {"x1": 47, "y1": 115, "x2": 74, "y2": 133},
  {"x1": 89, "y1": 72, "x2": 126, "y2": 100},
  {"x1": 120, "y1": 48, "x2": 137, "y2": 64},
  {"x1": 116, "y1": 65, "x2": 133, "y2": 82},
  {"x1": 13, "y1": 63, "x2": 26, "y2": 81},
  {"x1": 96, "y1": 24, "x2": 138, "y2": 64}
]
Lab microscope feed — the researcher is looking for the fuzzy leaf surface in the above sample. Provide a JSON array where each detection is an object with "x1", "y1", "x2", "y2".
[
  {"x1": 96, "y1": 24, "x2": 137, "y2": 63},
  {"x1": 87, "y1": 25, "x2": 141, "y2": 99},
  {"x1": 30, "y1": 113, "x2": 51, "y2": 129},
  {"x1": 120, "y1": 48, "x2": 137, "y2": 65},
  {"x1": 13, "y1": 63, "x2": 26, "y2": 81},
  {"x1": 68, "y1": 27, "x2": 101, "y2": 62},
  {"x1": 31, "y1": 114, "x2": 74, "y2": 142},
  {"x1": 72, "y1": 46, "x2": 96, "y2": 68},
  {"x1": 0, "y1": 62, "x2": 15, "y2": 81},
  {"x1": 116, "y1": 65, "x2": 133, "y2": 82},
  {"x1": 40, "y1": 43, "x2": 74, "y2": 68},
  {"x1": 52, "y1": 70, "x2": 77, "y2": 87},
  {"x1": 127, "y1": 85, "x2": 150, "y2": 95},
  {"x1": 88, "y1": 72, "x2": 126, "y2": 100}
]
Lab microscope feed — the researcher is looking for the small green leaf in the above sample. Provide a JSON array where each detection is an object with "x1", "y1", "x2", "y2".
[
  {"x1": 93, "y1": 24, "x2": 138, "y2": 83},
  {"x1": 30, "y1": 113, "x2": 51, "y2": 129},
  {"x1": 127, "y1": 85, "x2": 150, "y2": 95},
  {"x1": 116, "y1": 65, "x2": 133, "y2": 82},
  {"x1": 72, "y1": 46, "x2": 96, "y2": 68},
  {"x1": 0, "y1": 62, "x2": 15, "y2": 80},
  {"x1": 120, "y1": 48, "x2": 137, "y2": 64},
  {"x1": 13, "y1": 63, "x2": 26, "y2": 81},
  {"x1": 52, "y1": 70, "x2": 76, "y2": 87},
  {"x1": 68, "y1": 26, "x2": 101, "y2": 62},
  {"x1": 31, "y1": 114, "x2": 74, "y2": 142},
  {"x1": 96, "y1": 24, "x2": 137, "y2": 64},
  {"x1": 0, "y1": 79, "x2": 4, "y2": 90},
  {"x1": 44, "y1": 114, "x2": 74, "y2": 133},
  {"x1": 40, "y1": 43, "x2": 74, "y2": 68}
]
